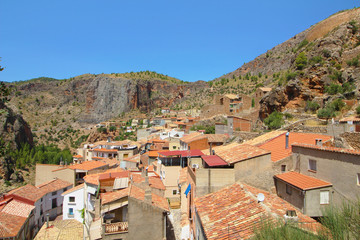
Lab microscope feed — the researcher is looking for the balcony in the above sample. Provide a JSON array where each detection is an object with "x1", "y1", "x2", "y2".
[{"x1": 104, "y1": 222, "x2": 128, "y2": 234}]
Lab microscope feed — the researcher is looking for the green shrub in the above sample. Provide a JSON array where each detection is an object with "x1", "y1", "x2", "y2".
[
  {"x1": 251, "y1": 98, "x2": 255, "y2": 108},
  {"x1": 317, "y1": 107, "x2": 336, "y2": 119},
  {"x1": 356, "y1": 105, "x2": 360, "y2": 115},
  {"x1": 349, "y1": 20, "x2": 358, "y2": 34},
  {"x1": 109, "y1": 126, "x2": 117, "y2": 132},
  {"x1": 346, "y1": 56, "x2": 359, "y2": 67},
  {"x1": 325, "y1": 84, "x2": 343, "y2": 95},
  {"x1": 322, "y1": 49, "x2": 331, "y2": 58},
  {"x1": 285, "y1": 71, "x2": 297, "y2": 81},
  {"x1": 264, "y1": 111, "x2": 284, "y2": 129},
  {"x1": 329, "y1": 70, "x2": 343, "y2": 81},
  {"x1": 295, "y1": 52, "x2": 307, "y2": 70},
  {"x1": 309, "y1": 56, "x2": 324, "y2": 66},
  {"x1": 296, "y1": 40, "x2": 309, "y2": 52},
  {"x1": 330, "y1": 99, "x2": 345, "y2": 111},
  {"x1": 305, "y1": 101, "x2": 320, "y2": 113}
]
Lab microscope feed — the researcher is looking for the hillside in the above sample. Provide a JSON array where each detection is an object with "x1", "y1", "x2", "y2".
[
  {"x1": 7, "y1": 72, "x2": 209, "y2": 147},
  {"x1": 210, "y1": 8, "x2": 360, "y2": 119}
]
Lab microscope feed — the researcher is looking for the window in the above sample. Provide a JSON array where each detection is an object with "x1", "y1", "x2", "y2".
[
  {"x1": 286, "y1": 184, "x2": 292, "y2": 195},
  {"x1": 52, "y1": 191, "x2": 57, "y2": 196},
  {"x1": 52, "y1": 198, "x2": 57, "y2": 208},
  {"x1": 357, "y1": 173, "x2": 360, "y2": 186},
  {"x1": 69, "y1": 208, "x2": 74, "y2": 216},
  {"x1": 320, "y1": 191, "x2": 330, "y2": 204},
  {"x1": 173, "y1": 190, "x2": 177, "y2": 195},
  {"x1": 308, "y1": 159, "x2": 317, "y2": 172},
  {"x1": 173, "y1": 146, "x2": 176, "y2": 149},
  {"x1": 281, "y1": 165, "x2": 286, "y2": 173},
  {"x1": 63, "y1": 188, "x2": 67, "y2": 192},
  {"x1": 124, "y1": 153, "x2": 129, "y2": 158},
  {"x1": 69, "y1": 196, "x2": 75, "y2": 203}
]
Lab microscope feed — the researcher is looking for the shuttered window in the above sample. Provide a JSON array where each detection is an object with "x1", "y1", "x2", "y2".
[{"x1": 320, "y1": 191, "x2": 329, "y2": 204}]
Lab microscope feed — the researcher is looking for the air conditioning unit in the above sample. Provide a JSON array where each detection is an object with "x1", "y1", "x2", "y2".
[{"x1": 192, "y1": 164, "x2": 199, "y2": 169}]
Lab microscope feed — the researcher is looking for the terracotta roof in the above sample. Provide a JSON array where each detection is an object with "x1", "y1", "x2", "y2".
[
  {"x1": 100, "y1": 158, "x2": 119, "y2": 168},
  {"x1": 205, "y1": 134, "x2": 229, "y2": 143},
  {"x1": 201, "y1": 155, "x2": 228, "y2": 167},
  {"x1": 1, "y1": 199, "x2": 35, "y2": 218},
  {"x1": 34, "y1": 219, "x2": 83, "y2": 240},
  {"x1": 83, "y1": 169, "x2": 128, "y2": 185},
  {"x1": 202, "y1": 143, "x2": 270, "y2": 165},
  {"x1": 146, "y1": 150, "x2": 165, "y2": 158},
  {"x1": 0, "y1": 212, "x2": 27, "y2": 238},
  {"x1": 6, "y1": 184, "x2": 42, "y2": 202},
  {"x1": 91, "y1": 156, "x2": 105, "y2": 160},
  {"x1": 72, "y1": 155, "x2": 83, "y2": 158},
  {"x1": 195, "y1": 182, "x2": 320, "y2": 240},
  {"x1": 292, "y1": 143, "x2": 360, "y2": 156},
  {"x1": 158, "y1": 150, "x2": 204, "y2": 157},
  {"x1": 244, "y1": 131, "x2": 286, "y2": 146},
  {"x1": 36, "y1": 178, "x2": 72, "y2": 195},
  {"x1": 123, "y1": 154, "x2": 140, "y2": 163},
  {"x1": 339, "y1": 116, "x2": 360, "y2": 122},
  {"x1": 275, "y1": 171, "x2": 332, "y2": 190},
  {"x1": 62, "y1": 183, "x2": 84, "y2": 196},
  {"x1": 131, "y1": 174, "x2": 165, "y2": 190},
  {"x1": 129, "y1": 185, "x2": 169, "y2": 211},
  {"x1": 258, "y1": 132, "x2": 333, "y2": 162},
  {"x1": 180, "y1": 132, "x2": 204, "y2": 143},
  {"x1": 67, "y1": 161, "x2": 108, "y2": 171},
  {"x1": 93, "y1": 140, "x2": 133, "y2": 146},
  {"x1": 91, "y1": 148, "x2": 118, "y2": 153},
  {"x1": 101, "y1": 188, "x2": 129, "y2": 205}
]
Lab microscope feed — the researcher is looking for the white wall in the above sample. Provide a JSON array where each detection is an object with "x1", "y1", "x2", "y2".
[{"x1": 63, "y1": 187, "x2": 85, "y2": 223}]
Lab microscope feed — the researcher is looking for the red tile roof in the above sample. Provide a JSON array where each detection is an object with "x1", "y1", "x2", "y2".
[
  {"x1": 195, "y1": 182, "x2": 320, "y2": 240},
  {"x1": 62, "y1": 183, "x2": 85, "y2": 196},
  {"x1": 91, "y1": 148, "x2": 118, "y2": 153},
  {"x1": 258, "y1": 132, "x2": 333, "y2": 162},
  {"x1": 6, "y1": 184, "x2": 42, "y2": 203},
  {"x1": 131, "y1": 174, "x2": 165, "y2": 190},
  {"x1": 274, "y1": 171, "x2": 332, "y2": 190},
  {"x1": 339, "y1": 116, "x2": 360, "y2": 122},
  {"x1": 0, "y1": 212, "x2": 27, "y2": 238},
  {"x1": 68, "y1": 161, "x2": 108, "y2": 171},
  {"x1": 101, "y1": 188, "x2": 129, "y2": 205},
  {"x1": 83, "y1": 169, "x2": 128, "y2": 185},
  {"x1": 37, "y1": 178, "x2": 72, "y2": 195},
  {"x1": 203, "y1": 143, "x2": 270, "y2": 164},
  {"x1": 205, "y1": 134, "x2": 229, "y2": 143},
  {"x1": 73, "y1": 155, "x2": 83, "y2": 158},
  {"x1": 124, "y1": 154, "x2": 140, "y2": 163},
  {"x1": 1, "y1": 199, "x2": 35, "y2": 218},
  {"x1": 129, "y1": 185, "x2": 169, "y2": 211},
  {"x1": 292, "y1": 143, "x2": 360, "y2": 156},
  {"x1": 180, "y1": 132, "x2": 205, "y2": 143},
  {"x1": 158, "y1": 150, "x2": 204, "y2": 157},
  {"x1": 201, "y1": 155, "x2": 228, "y2": 167}
]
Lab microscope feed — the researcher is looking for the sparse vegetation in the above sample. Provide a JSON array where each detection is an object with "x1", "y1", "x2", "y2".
[
  {"x1": 305, "y1": 101, "x2": 320, "y2": 113},
  {"x1": 295, "y1": 52, "x2": 307, "y2": 70},
  {"x1": 264, "y1": 111, "x2": 284, "y2": 130}
]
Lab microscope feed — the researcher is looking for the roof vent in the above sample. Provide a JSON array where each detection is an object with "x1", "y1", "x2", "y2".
[{"x1": 285, "y1": 132, "x2": 290, "y2": 149}]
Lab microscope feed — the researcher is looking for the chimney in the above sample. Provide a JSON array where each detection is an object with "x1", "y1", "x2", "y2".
[
  {"x1": 107, "y1": 137, "x2": 111, "y2": 143},
  {"x1": 209, "y1": 144, "x2": 212, "y2": 155},
  {"x1": 285, "y1": 132, "x2": 290, "y2": 149},
  {"x1": 315, "y1": 139, "x2": 323, "y2": 146},
  {"x1": 145, "y1": 167, "x2": 149, "y2": 185}
]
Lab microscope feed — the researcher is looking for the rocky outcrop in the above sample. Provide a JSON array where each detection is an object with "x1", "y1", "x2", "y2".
[{"x1": 0, "y1": 101, "x2": 33, "y2": 180}]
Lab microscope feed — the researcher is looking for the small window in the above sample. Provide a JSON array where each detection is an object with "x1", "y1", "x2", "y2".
[
  {"x1": 308, "y1": 159, "x2": 317, "y2": 172},
  {"x1": 52, "y1": 198, "x2": 57, "y2": 208},
  {"x1": 52, "y1": 191, "x2": 57, "y2": 196},
  {"x1": 69, "y1": 208, "x2": 74, "y2": 216},
  {"x1": 320, "y1": 191, "x2": 330, "y2": 204},
  {"x1": 286, "y1": 184, "x2": 292, "y2": 195},
  {"x1": 63, "y1": 188, "x2": 67, "y2": 192},
  {"x1": 173, "y1": 146, "x2": 176, "y2": 149},
  {"x1": 69, "y1": 196, "x2": 75, "y2": 203},
  {"x1": 281, "y1": 165, "x2": 286, "y2": 173},
  {"x1": 173, "y1": 190, "x2": 177, "y2": 195},
  {"x1": 357, "y1": 173, "x2": 360, "y2": 186},
  {"x1": 124, "y1": 153, "x2": 129, "y2": 158},
  {"x1": 40, "y1": 197, "x2": 43, "y2": 202}
]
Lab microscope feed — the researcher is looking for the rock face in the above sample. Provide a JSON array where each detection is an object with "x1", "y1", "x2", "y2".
[
  {"x1": 0, "y1": 101, "x2": 33, "y2": 180},
  {"x1": 12, "y1": 75, "x2": 208, "y2": 125}
]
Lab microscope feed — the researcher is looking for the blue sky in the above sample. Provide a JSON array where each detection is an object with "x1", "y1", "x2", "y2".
[{"x1": 0, "y1": 0, "x2": 358, "y2": 82}]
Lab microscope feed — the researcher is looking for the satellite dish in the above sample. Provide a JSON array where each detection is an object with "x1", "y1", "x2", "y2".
[{"x1": 257, "y1": 193, "x2": 265, "y2": 203}]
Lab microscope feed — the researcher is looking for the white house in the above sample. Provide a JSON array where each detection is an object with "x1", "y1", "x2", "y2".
[{"x1": 62, "y1": 183, "x2": 85, "y2": 223}]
